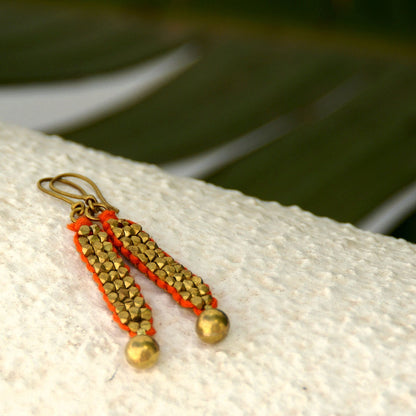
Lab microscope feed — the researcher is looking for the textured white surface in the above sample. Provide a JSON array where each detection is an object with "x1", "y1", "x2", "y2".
[{"x1": 1, "y1": 122, "x2": 416, "y2": 416}]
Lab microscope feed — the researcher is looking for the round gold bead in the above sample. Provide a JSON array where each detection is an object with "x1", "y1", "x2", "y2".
[
  {"x1": 125, "y1": 335, "x2": 160, "y2": 369},
  {"x1": 196, "y1": 309, "x2": 230, "y2": 344}
]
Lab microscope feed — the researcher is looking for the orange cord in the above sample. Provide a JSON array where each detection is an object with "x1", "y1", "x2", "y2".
[
  {"x1": 99, "y1": 210, "x2": 218, "y2": 315},
  {"x1": 68, "y1": 215, "x2": 155, "y2": 337}
]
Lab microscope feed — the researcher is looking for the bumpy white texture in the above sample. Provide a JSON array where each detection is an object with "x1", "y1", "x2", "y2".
[{"x1": 0, "y1": 121, "x2": 415, "y2": 416}]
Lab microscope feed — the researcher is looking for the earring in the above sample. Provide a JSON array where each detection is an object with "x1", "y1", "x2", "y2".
[{"x1": 37, "y1": 173, "x2": 229, "y2": 369}]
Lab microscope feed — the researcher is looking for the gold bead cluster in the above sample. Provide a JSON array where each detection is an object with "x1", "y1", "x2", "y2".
[
  {"x1": 77, "y1": 223, "x2": 152, "y2": 335},
  {"x1": 106, "y1": 218, "x2": 214, "y2": 310}
]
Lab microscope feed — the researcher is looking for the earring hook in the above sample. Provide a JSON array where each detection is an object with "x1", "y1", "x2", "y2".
[
  {"x1": 37, "y1": 176, "x2": 83, "y2": 205},
  {"x1": 37, "y1": 173, "x2": 119, "y2": 222}
]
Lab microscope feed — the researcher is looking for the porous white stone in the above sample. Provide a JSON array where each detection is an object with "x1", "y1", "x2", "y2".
[{"x1": 0, "y1": 122, "x2": 415, "y2": 416}]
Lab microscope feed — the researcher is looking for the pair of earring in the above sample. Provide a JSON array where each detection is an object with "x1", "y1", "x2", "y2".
[{"x1": 38, "y1": 173, "x2": 229, "y2": 369}]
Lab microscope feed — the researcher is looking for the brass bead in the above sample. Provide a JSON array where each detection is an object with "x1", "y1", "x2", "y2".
[
  {"x1": 108, "y1": 251, "x2": 118, "y2": 261},
  {"x1": 128, "y1": 322, "x2": 140, "y2": 333},
  {"x1": 81, "y1": 244, "x2": 93, "y2": 257},
  {"x1": 98, "y1": 272, "x2": 110, "y2": 284},
  {"x1": 119, "y1": 310, "x2": 130, "y2": 325},
  {"x1": 120, "y1": 237, "x2": 132, "y2": 248},
  {"x1": 165, "y1": 276, "x2": 175, "y2": 286},
  {"x1": 154, "y1": 269, "x2": 167, "y2": 281},
  {"x1": 163, "y1": 265, "x2": 175, "y2": 276},
  {"x1": 109, "y1": 270, "x2": 119, "y2": 281},
  {"x1": 196, "y1": 309, "x2": 230, "y2": 344},
  {"x1": 131, "y1": 223, "x2": 142, "y2": 235},
  {"x1": 129, "y1": 286, "x2": 139, "y2": 298},
  {"x1": 103, "y1": 282, "x2": 115, "y2": 294},
  {"x1": 202, "y1": 294, "x2": 213, "y2": 305},
  {"x1": 118, "y1": 267, "x2": 128, "y2": 278},
  {"x1": 112, "y1": 258, "x2": 123, "y2": 270},
  {"x1": 137, "y1": 253, "x2": 148, "y2": 264},
  {"x1": 165, "y1": 256, "x2": 175, "y2": 264},
  {"x1": 155, "y1": 257, "x2": 166, "y2": 269},
  {"x1": 114, "y1": 279, "x2": 124, "y2": 291},
  {"x1": 140, "y1": 320, "x2": 152, "y2": 331},
  {"x1": 173, "y1": 273, "x2": 184, "y2": 282},
  {"x1": 155, "y1": 248, "x2": 165, "y2": 257},
  {"x1": 87, "y1": 255, "x2": 98, "y2": 265},
  {"x1": 123, "y1": 226, "x2": 133, "y2": 237},
  {"x1": 189, "y1": 287, "x2": 199, "y2": 297},
  {"x1": 183, "y1": 270, "x2": 192, "y2": 279},
  {"x1": 98, "y1": 231, "x2": 108, "y2": 242},
  {"x1": 179, "y1": 291, "x2": 191, "y2": 301},
  {"x1": 139, "y1": 231, "x2": 149, "y2": 243},
  {"x1": 124, "y1": 299, "x2": 134, "y2": 310},
  {"x1": 107, "y1": 292, "x2": 118, "y2": 303},
  {"x1": 146, "y1": 240, "x2": 157, "y2": 250},
  {"x1": 145, "y1": 250, "x2": 156, "y2": 261},
  {"x1": 140, "y1": 307, "x2": 152, "y2": 320},
  {"x1": 88, "y1": 235, "x2": 100, "y2": 244},
  {"x1": 125, "y1": 335, "x2": 160, "y2": 369},
  {"x1": 118, "y1": 288, "x2": 129, "y2": 301},
  {"x1": 129, "y1": 246, "x2": 139, "y2": 256},
  {"x1": 113, "y1": 227, "x2": 124, "y2": 239},
  {"x1": 133, "y1": 296, "x2": 144, "y2": 308},
  {"x1": 103, "y1": 261, "x2": 114, "y2": 272},
  {"x1": 197, "y1": 284, "x2": 209, "y2": 295},
  {"x1": 107, "y1": 218, "x2": 118, "y2": 226},
  {"x1": 97, "y1": 251, "x2": 109, "y2": 263},
  {"x1": 78, "y1": 236, "x2": 89, "y2": 246},
  {"x1": 190, "y1": 295, "x2": 203, "y2": 309},
  {"x1": 114, "y1": 301, "x2": 125, "y2": 314},
  {"x1": 123, "y1": 276, "x2": 134, "y2": 289},
  {"x1": 78, "y1": 225, "x2": 91, "y2": 236},
  {"x1": 137, "y1": 243, "x2": 148, "y2": 253},
  {"x1": 90, "y1": 224, "x2": 100, "y2": 235},
  {"x1": 129, "y1": 306, "x2": 140, "y2": 321},
  {"x1": 91, "y1": 240, "x2": 103, "y2": 251},
  {"x1": 183, "y1": 280, "x2": 194, "y2": 291},
  {"x1": 192, "y1": 275, "x2": 202, "y2": 286}
]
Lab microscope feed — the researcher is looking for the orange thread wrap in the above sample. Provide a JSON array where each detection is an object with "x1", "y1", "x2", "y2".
[
  {"x1": 99, "y1": 210, "x2": 218, "y2": 315},
  {"x1": 68, "y1": 215, "x2": 155, "y2": 337}
]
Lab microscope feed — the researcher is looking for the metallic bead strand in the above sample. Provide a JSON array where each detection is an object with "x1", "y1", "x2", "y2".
[
  {"x1": 101, "y1": 213, "x2": 217, "y2": 313},
  {"x1": 76, "y1": 222, "x2": 154, "y2": 335}
]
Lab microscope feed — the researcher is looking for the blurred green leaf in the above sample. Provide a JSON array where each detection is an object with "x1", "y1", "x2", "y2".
[
  {"x1": 64, "y1": 39, "x2": 369, "y2": 164},
  {"x1": 0, "y1": 1, "x2": 186, "y2": 83},
  {"x1": 208, "y1": 64, "x2": 416, "y2": 223},
  {"x1": 1, "y1": 0, "x2": 416, "y2": 240}
]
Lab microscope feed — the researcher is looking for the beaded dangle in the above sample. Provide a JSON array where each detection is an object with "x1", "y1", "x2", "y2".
[{"x1": 37, "y1": 173, "x2": 229, "y2": 369}]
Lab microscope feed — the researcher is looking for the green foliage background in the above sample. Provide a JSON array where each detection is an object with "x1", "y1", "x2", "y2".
[
  {"x1": 2, "y1": 0, "x2": 416, "y2": 240},
  {"x1": 76, "y1": 0, "x2": 416, "y2": 36}
]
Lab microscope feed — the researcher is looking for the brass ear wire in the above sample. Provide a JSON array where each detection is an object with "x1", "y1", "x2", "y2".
[
  {"x1": 50, "y1": 173, "x2": 118, "y2": 213},
  {"x1": 37, "y1": 176, "x2": 80, "y2": 206},
  {"x1": 37, "y1": 173, "x2": 119, "y2": 222}
]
